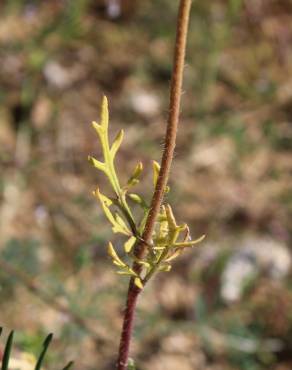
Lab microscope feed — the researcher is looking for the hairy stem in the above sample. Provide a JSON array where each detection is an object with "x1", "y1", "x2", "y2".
[{"x1": 116, "y1": 0, "x2": 192, "y2": 369}]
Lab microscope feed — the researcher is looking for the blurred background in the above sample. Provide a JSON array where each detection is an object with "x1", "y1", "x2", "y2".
[{"x1": 0, "y1": 0, "x2": 292, "y2": 369}]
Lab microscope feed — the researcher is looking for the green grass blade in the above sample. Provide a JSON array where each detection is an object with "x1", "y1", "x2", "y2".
[
  {"x1": 62, "y1": 361, "x2": 74, "y2": 370},
  {"x1": 1, "y1": 331, "x2": 14, "y2": 370},
  {"x1": 34, "y1": 333, "x2": 53, "y2": 370}
]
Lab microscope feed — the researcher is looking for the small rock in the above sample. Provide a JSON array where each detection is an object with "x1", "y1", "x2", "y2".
[
  {"x1": 161, "y1": 333, "x2": 198, "y2": 355},
  {"x1": 106, "y1": 0, "x2": 121, "y2": 19},
  {"x1": 221, "y1": 236, "x2": 291, "y2": 303},
  {"x1": 145, "y1": 353, "x2": 204, "y2": 370},
  {"x1": 43, "y1": 60, "x2": 85, "y2": 89},
  {"x1": 129, "y1": 89, "x2": 160, "y2": 117}
]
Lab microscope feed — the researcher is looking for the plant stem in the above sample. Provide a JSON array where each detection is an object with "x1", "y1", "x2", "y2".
[{"x1": 116, "y1": 0, "x2": 192, "y2": 368}]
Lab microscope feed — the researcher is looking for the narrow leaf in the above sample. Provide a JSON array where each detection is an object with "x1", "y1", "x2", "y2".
[
  {"x1": 152, "y1": 160, "x2": 160, "y2": 187},
  {"x1": 62, "y1": 361, "x2": 74, "y2": 370},
  {"x1": 95, "y1": 189, "x2": 116, "y2": 226},
  {"x1": 127, "y1": 162, "x2": 143, "y2": 188},
  {"x1": 174, "y1": 234, "x2": 206, "y2": 247},
  {"x1": 128, "y1": 193, "x2": 148, "y2": 210},
  {"x1": 116, "y1": 270, "x2": 136, "y2": 277},
  {"x1": 88, "y1": 156, "x2": 106, "y2": 172},
  {"x1": 2, "y1": 331, "x2": 14, "y2": 370},
  {"x1": 108, "y1": 242, "x2": 126, "y2": 267},
  {"x1": 164, "y1": 249, "x2": 182, "y2": 262},
  {"x1": 100, "y1": 95, "x2": 109, "y2": 130},
  {"x1": 110, "y1": 129, "x2": 124, "y2": 158},
  {"x1": 95, "y1": 190, "x2": 130, "y2": 235},
  {"x1": 158, "y1": 264, "x2": 172, "y2": 272},
  {"x1": 34, "y1": 333, "x2": 53, "y2": 370},
  {"x1": 135, "y1": 260, "x2": 151, "y2": 268},
  {"x1": 112, "y1": 224, "x2": 131, "y2": 236},
  {"x1": 92, "y1": 121, "x2": 102, "y2": 135},
  {"x1": 131, "y1": 254, "x2": 151, "y2": 268},
  {"x1": 124, "y1": 236, "x2": 136, "y2": 253},
  {"x1": 134, "y1": 277, "x2": 143, "y2": 289},
  {"x1": 165, "y1": 204, "x2": 177, "y2": 230},
  {"x1": 113, "y1": 213, "x2": 131, "y2": 236}
]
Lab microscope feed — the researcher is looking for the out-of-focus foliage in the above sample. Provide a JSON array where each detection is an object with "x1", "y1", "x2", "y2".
[
  {"x1": 0, "y1": 0, "x2": 292, "y2": 369},
  {"x1": 0, "y1": 329, "x2": 73, "y2": 370}
]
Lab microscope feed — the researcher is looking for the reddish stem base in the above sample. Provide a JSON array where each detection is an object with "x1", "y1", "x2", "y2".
[{"x1": 116, "y1": 280, "x2": 140, "y2": 370}]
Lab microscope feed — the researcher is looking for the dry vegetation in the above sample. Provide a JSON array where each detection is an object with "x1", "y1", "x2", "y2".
[{"x1": 0, "y1": 1, "x2": 292, "y2": 369}]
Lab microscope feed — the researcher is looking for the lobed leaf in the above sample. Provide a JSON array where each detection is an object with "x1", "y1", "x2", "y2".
[
  {"x1": 90, "y1": 96, "x2": 122, "y2": 196},
  {"x1": 89, "y1": 97, "x2": 206, "y2": 287},
  {"x1": 95, "y1": 189, "x2": 130, "y2": 236}
]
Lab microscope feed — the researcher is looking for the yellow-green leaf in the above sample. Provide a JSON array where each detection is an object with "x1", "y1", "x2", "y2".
[
  {"x1": 165, "y1": 204, "x2": 177, "y2": 230},
  {"x1": 128, "y1": 193, "x2": 148, "y2": 210},
  {"x1": 152, "y1": 160, "x2": 160, "y2": 187},
  {"x1": 132, "y1": 254, "x2": 151, "y2": 268},
  {"x1": 158, "y1": 264, "x2": 171, "y2": 272},
  {"x1": 95, "y1": 189, "x2": 131, "y2": 236},
  {"x1": 133, "y1": 162, "x2": 143, "y2": 178},
  {"x1": 116, "y1": 270, "x2": 136, "y2": 277},
  {"x1": 110, "y1": 129, "x2": 124, "y2": 158},
  {"x1": 95, "y1": 189, "x2": 116, "y2": 225},
  {"x1": 92, "y1": 121, "x2": 102, "y2": 135},
  {"x1": 108, "y1": 242, "x2": 126, "y2": 267},
  {"x1": 100, "y1": 95, "x2": 109, "y2": 130},
  {"x1": 174, "y1": 234, "x2": 206, "y2": 247},
  {"x1": 127, "y1": 162, "x2": 143, "y2": 188},
  {"x1": 124, "y1": 236, "x2": 136, "y2": 253},
  {"x1": 134, "y1": 277, "x2": 143, "y2": 289},
  {"x1": 88, "y1": 156, "x2": 106, "y2": 172},
  {"x1": 164, "y1": 249, "x2": 182, "y2": 262},
  {"x1": 128, "y1": 193, "x2": 142, "y2": 203},
  {"x1": 91, "y1": 97, "x2": 122, "y2": 197},
  {"x1": 113, "y1": 213, "x2": 131, "y2": 236}
]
